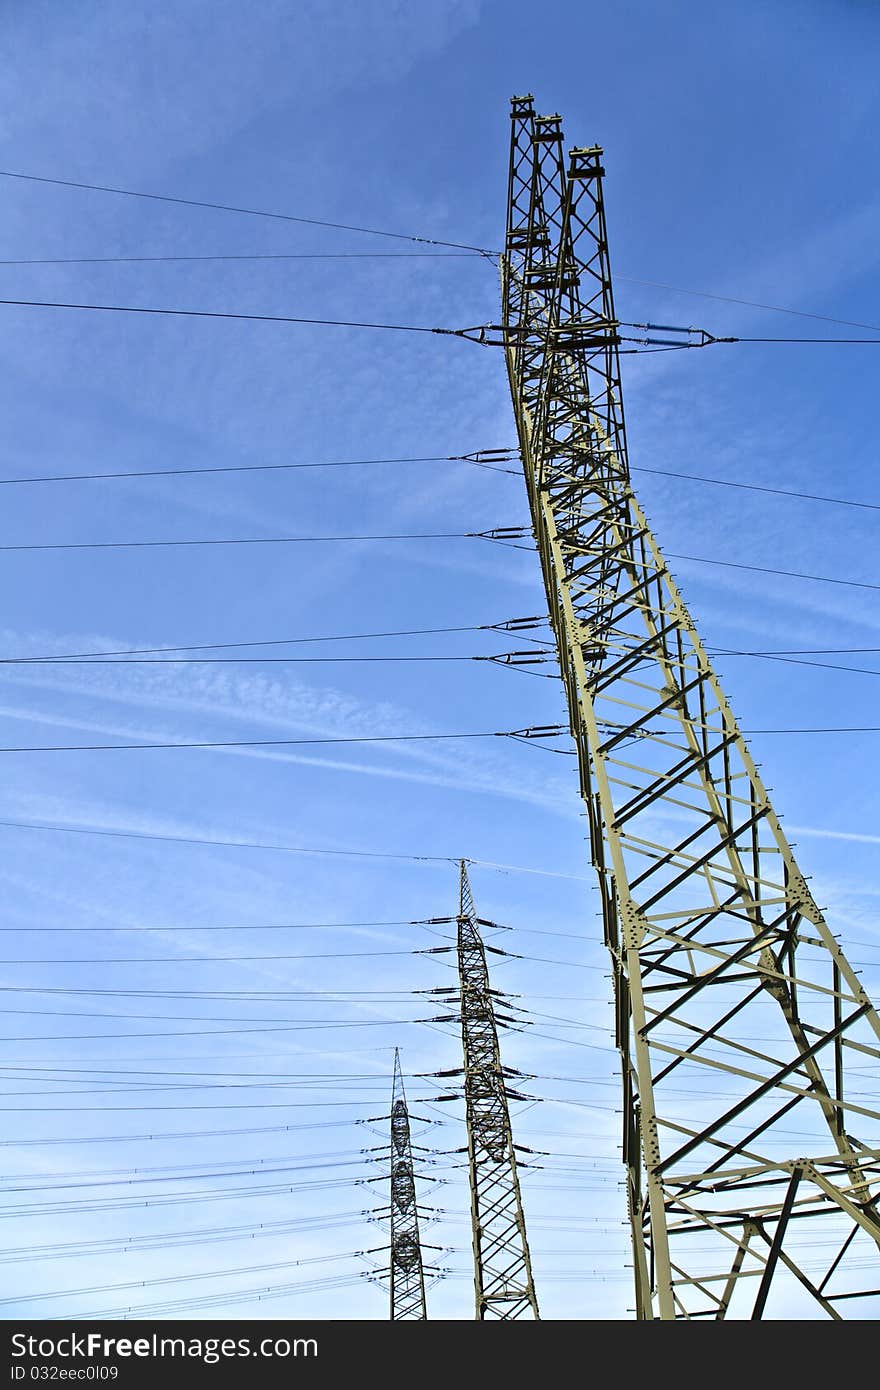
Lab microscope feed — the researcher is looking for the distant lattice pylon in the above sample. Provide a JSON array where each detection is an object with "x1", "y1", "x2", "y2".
[
  {"x1": 457, "y1": 861, "x2": 540, "y2": 1319},
  {"x1": 501, "y1": 93, "x2": 880, "y2": 1319},
  {"x1": 389, "y1": 1049, "x2": 428, "y2": 1320}
]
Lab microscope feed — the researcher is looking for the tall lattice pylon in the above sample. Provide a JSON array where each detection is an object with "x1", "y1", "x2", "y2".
[
  {"x1": 501, "y1": 94, "x2": 880, "y2": 1320},
  {"x1": 389, "y1": 1049, "x2": 428, "y2": 1320},
  {"x1": 457, "y1": 861, "x2": 540, "y2": 1319}
]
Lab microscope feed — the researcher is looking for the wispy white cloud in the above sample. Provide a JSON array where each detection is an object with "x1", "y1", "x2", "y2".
[
  {"x1": 0, "y1": 694, "x2": 573, "y2": 810},
  {"x1": 0, "y1": 1, "x2": 484, "y2": 175}
]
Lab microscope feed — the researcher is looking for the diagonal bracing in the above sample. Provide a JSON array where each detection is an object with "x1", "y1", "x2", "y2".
[
  {"x1": 457, "y1": 862, "x2": 540, "y2": 1319},
  {"x1": 389, "y1": 1049, "x2": 428, "y2": 1320},
  {"x1": 501, "y1": 94, "x2": 880, "y2": 1319}
]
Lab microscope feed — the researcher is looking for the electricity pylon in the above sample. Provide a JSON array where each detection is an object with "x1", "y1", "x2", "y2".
[
  {"x1": 457, "y1": 861, "x2": 540, "y2": 1319},
  {"x1": 501, "y1": 94, "x2": 880, "y2": 1319},
  {"x1": 389, "y1": 1049, "x2": 428, "y2": 1320}
]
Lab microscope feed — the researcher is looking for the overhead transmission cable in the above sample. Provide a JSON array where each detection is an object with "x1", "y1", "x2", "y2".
[
  {"x1": 631, "y1": 462, "x2": 880, "y2": 513},
  {"x1": 0, "y1": 1120, "x2": 400, "y2": 1147},
  {"x1": 0, "y1": 251, "x2": 477, "y2": 265},
  {"x1": 0, "y1": 722, "x2": 876, "y2": 753},
  {"x1": 0, "y1": 917, "x2": 450, "y2": 933},
  {"x1": 0, "y1": 451, "x2": 518, "y2": 486},
  {"x1": 4, "y1": 167, "x2": 880, "y2": 334},
  {"x1": 665, "y1": 550, "x2": 880, "y2": 592},
  {"x1": 3, "y1": 626, "x2": 876, "y2": 672},
  {"x1": 0, "y1": 168, "x2": 496, "y2": 256},
  {"x1": 4, "y1": 1209, "x2": 371, "y2": 1261},
  {"x1": 0, "y1": 528, "x2": 498, "y2": 553},
  {"x1": 0, "y1": 446, "x2": 877, "y2": 519},
  {"x1": 0, "y1": 295, "x2": 484, "y2": 337},
  {"x1": 613, "y1": 274, "x2": 880, "y2": 334},
  {"x1": 0, "y1": 728, "x2": 555, "y2": 754},
  {"x1": 0, "y1": 1251, "x2": 372, "y2": 1308},
  {"x1": 0, "y1": 526, "x2": 878, "y2": 601},
  {"x1": 2, "y1": 294, "x2": 880, "y2": 350},
  {"x1": 0, "y1": 618, "x2": 550, "y2": 662},
  {"x1": 2, "y1": 245, "x2": 879, "y2": 338},
  {"x1": 0, "y1": 818, "x2": 595, "y2": 880},
  {"x1": 0, "y1": 653, "x2": 534, "y2": 666}
]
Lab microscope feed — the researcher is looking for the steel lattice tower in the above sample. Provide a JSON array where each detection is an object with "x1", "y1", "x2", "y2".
[
  {"x1": 389, "y1": 1049, "x2": 428, "y2": 1320},
  {"x1": 501, "y1": 94, "x2": 880, "y2": 1319},
  {"x1": 457, "y1": 861, "x2": 540, "y2": 1319}
]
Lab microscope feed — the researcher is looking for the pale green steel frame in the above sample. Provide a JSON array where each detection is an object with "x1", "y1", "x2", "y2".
[{"x1": 501, "y1": 95, "x2": 880, "y2": 1319}]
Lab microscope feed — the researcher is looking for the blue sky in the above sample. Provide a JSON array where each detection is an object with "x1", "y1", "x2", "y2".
[{"x1": 0, "y1": 0, "x2": 878, "y2": 1320}]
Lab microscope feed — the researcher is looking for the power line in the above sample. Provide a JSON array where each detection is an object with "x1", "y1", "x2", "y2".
[
  {"x1": 3, "y1": 449, "x2": 878, "y2": 555},
  {"x1": 5, "y1": 250, "x2": 879, "y2": 341},
  {"x1": 0, "y1": 728, "x2": 534, "y2": 754},
  {"x1": 17, "y1": 1223, "x2": 374, "y2": 1268},
  {"x1": 0, "y1": 529, "x2": 872, "y2": 603},
  {"x1": 0, "y1": 723, "x2": 873, "y2": 755},
  {"x1": 0, "y1": 1172, "x2": 385, "y2": 1213},
  {"x1": 0, "y1": 168, "x2": 495, "y2": 255},
  {"x1": 0, "y1": 1078, "x2": 405, "y2": 1089},
  {"x1": 0, "y1": 620, "x2": 525, "y2": 661},
  {"x1": 5, "y1": 164, "x2": 880, "y2": 339},
  {"x1": 0, "y1": 532, "x2": 873, "y2": 598},
  {"x1": 633, "y1": 463, "x2": 880, "y2": 513},
  {"x1": 0, "y1": 1121, "x2": 364, "y2": 1147},
  {"x1": 0, "y1": 653, "x2": 500, "y2": 666},
  {"x1": 615, "y1": 274, "x2": 880, "y2": 334},
  {"x1": 745, "y1": 726, "x2": 880, "y2": 734},
  {"x1": 667, "y1": 550, "x2": 880, "y2": 592},
  {"x1": 0, "y1": 295, "x2": 470, "y2": 336},
  {"x1": 0, "y1": 1155, "x2": 374, "y2": 1195},
  {"x1": 0, "y1": 982, "x2": 568, "y2": 999},
  {"x1": 717, "y1": 645, "x2": 880, "y2": 655},
  {"x1": 0, "y1": 816, "x2": 592, "y2": 880},
  {"x1": 6, "y1": 1209, "x2": 368, "y2": 1257},
  {"x1": 56, "y1": 1270, "x2": 371, "y2": 1321},
  {"x1": 8, "y1": 163, "x2": 877, "y2": 343},
  {"x1": 0, "y1": 1156, "x2": 373, "y2": 1191},
  {"x1": 0, "y1": 918, "x2": 433, "y2": 933},
  {"x1": 712, "y1": 650, "x2": 880, "y2": 679},
  {"x1": 0, "y1": 818, "x2": 457, "y2": 861},
  {"x1": 5, "y1": 246, "x2": 874, "y2": 341},
  {"x1": 0, "y1": 1004, "x2": 428, "y2": 1028},
  {"x1": 0, "y1": 1045, "x2": 444, "y2": 1056},
  {"x1": 0, "y1": 447, "x2": 873, "y2": 524},
  {"x1": 0, "y1": 1251, "x2": 366, "y2": 1307},
  {"x1": 0, "y1": 1069, "x2": 404, "y2": 1084},
  {"x1": 2, "y1": 994, "x2": 446, "y2": 1011},
  {"x1": 726, "y1": 336, "x2": 880, "y2": 345},
  {"x1": 0, "y1": 529, "x2": 484, "y2": 553},
  {"x1": 5, "y1": 247, "x2": 875, "y2": 350},
  {"x1": 0, "y1": 452, "x2": 514, "y2": 486},
  {"x1": 0, "y1": 251, "x2": 477, "y2": 265},
  {"x1": 0, "y1": 1013, "x2": 434, "y2": 1035},
  {"x1": 5, "y1": 293, "x2": 880, "y2": 350},
  {"x1": 4, "y1": 164, "x2": 876, "y2": 338},
  {"x1": 0, "y1": 949, "x2": 424, "y2": 962},
  {"x1": 627, "y1": 324, "x2": 880, "y2": 350}
]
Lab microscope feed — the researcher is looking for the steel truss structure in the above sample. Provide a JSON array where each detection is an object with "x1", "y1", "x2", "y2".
[
  {"x1": 456, "y1": 862, "x2": 540, "y2": 1319},
  {"x1": 501, "y1": 94, "x2": 880, "y2": 1319},
  {"x1": 389, "y1": 1049, "x2": 428, "y2": 1320}
]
